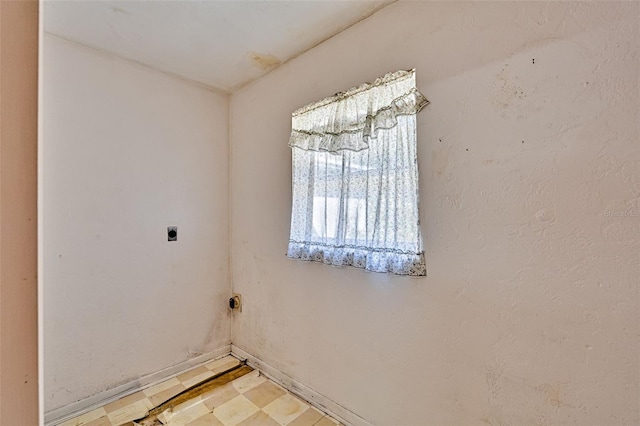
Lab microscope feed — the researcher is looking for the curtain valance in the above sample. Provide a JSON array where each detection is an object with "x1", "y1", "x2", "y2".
[
  {"x1": 287, "y1": 69, "x2": 429, "y2": 276},
  {"x1": 288, "y1": 69, "x2": 429, "y2": 153}
]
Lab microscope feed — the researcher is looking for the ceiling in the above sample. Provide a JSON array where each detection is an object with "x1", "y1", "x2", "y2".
[{"x1": 44, "y1": 0, "x2": 392, "y2": 93}]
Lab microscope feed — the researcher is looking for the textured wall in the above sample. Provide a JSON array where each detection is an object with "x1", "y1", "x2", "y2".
[
  {"x1": 230, "y1": 2, "x2": 639, "y2": 424},
  {"x1": 43, "y1": 35, "x2": 230, "y2": 412},
  {"x1": 0, "y1": 1, "x2": 39, "y2": 423}
]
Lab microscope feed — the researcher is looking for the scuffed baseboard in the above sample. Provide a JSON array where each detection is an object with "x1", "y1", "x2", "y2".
[
  {"x1": 46, "y1": 344, "x2": 372, "y2": 426},
  {"x1": 231, "y1": 345, "x2": 372, "y2": 426},
  {"x1": 44, "y1": 345, "x2": 231, "y2": 426}
]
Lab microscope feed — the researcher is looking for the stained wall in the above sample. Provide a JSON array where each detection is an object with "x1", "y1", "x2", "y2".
[
  {"x1": 43, "y1": 35, "x2": 231, "y2": 412},
  {"x1": 230, "y1": 2, "x2": 639, "y2": 424}
]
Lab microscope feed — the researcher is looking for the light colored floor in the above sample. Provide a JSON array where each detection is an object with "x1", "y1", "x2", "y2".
[
  {"x1": 154, "y1": 369, "x2": 340, "y2": 426},
  {"x1": 58, "y1": 356, "x2": 341, "y2": 426}
]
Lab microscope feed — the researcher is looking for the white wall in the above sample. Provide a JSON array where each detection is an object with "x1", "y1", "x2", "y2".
[
  {"x1": 230, "y1": 2, "x2": 639, "y2": 425},
  {"x1": 43, "y1": 35, "x2": 230, "y2": 412}
]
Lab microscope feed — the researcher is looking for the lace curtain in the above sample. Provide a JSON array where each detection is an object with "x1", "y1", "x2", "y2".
[{"x1": 287, "y1": 70, "x2": 428, "y2": 276}]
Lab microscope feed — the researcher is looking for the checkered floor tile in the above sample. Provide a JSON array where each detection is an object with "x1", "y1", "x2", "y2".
[
  {"x1": 57, "y1": 356, "x2": 341, "y2": 426},
  {"x1": 158, "y1": 369, "x2": 340, "y2": 426}
]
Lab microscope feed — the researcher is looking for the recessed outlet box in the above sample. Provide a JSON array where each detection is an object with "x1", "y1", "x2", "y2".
[
  {"x1": 229, "y1": 293, "x2": 242, "y2": 312},
  {"x1": 168, "y1": 226, "x2": 177, "y2": 241}
]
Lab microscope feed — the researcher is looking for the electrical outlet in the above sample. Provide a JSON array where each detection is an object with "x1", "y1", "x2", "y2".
[
  {"x1": 168, "y1": 226, "x2": 177, "y2": 241},
  {"x1": 229, "y1": 293, "x2": 242, "y2": 312}
]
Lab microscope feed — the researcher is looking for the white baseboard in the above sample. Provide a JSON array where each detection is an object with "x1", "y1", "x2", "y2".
[
  {"x1": 231, "y1": 345, "x2": 372, "y2": 426},
  {"x1": 47, "y1": 344, "x2": 372, "y2": 426},
  {"x1": 45, "y1": 345, "x2": 231, "y2": 426}
]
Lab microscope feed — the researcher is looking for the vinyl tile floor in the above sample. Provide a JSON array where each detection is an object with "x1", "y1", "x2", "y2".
[{"x1": 58, "y1": 356, "x2": 341, "y2": 426}]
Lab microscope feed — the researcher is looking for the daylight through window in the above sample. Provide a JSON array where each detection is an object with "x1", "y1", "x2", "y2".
[{"x1": 287, "y1": 69, "x2": 428, "y2": 276}]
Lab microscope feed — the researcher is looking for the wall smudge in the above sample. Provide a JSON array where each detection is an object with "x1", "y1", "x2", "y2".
[{"x1": 248, "y1": 52, "x2": 281, "y2": 70}]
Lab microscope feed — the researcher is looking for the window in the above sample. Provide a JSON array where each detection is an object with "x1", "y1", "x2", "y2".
[{"x1": 287, "y1": 70, "x2": 428, "y2": 276}]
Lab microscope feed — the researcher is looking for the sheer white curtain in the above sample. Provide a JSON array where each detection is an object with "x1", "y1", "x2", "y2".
[{"x1": 287, "y1": 70, "x2": 428, "y2": 276}]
